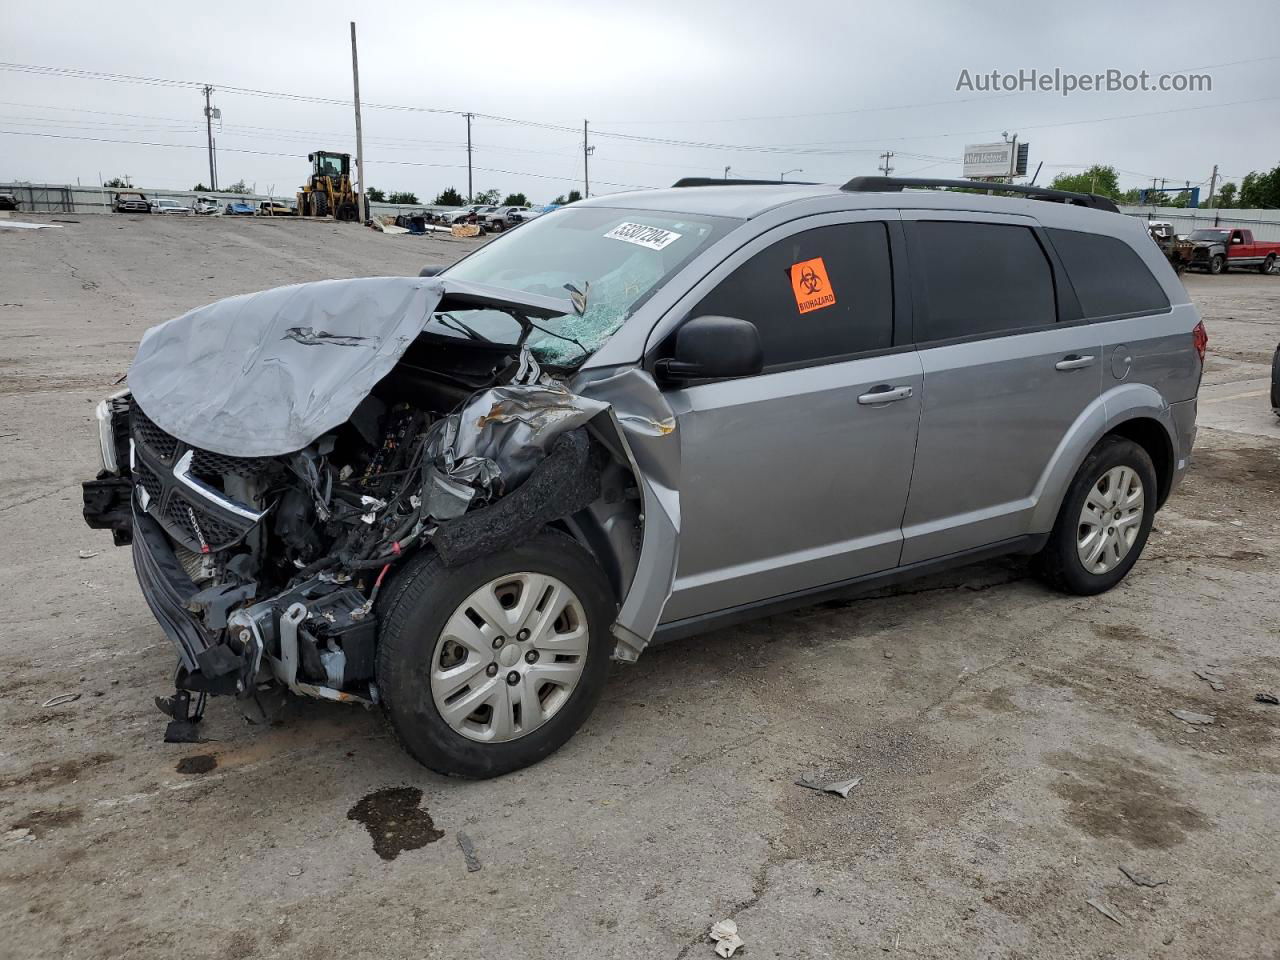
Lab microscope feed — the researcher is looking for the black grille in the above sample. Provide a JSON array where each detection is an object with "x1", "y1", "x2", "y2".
[
  {"x1": 131, "y1": 406, "x2": 179, "y2": 462},
  {"x1": 134, "y1": 459, "x2": 163, "y2": 504},
  {"x1": 162, "y1": 493, "x2": 247, "y2": 552},
  {"x1": 192, "y1": 448, "x2": 273, "y2": 481}
]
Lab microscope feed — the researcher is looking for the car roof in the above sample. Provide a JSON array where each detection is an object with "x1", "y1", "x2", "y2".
[{"x1": 575, "y1": 182, "x2": 1129, "y2": 229}]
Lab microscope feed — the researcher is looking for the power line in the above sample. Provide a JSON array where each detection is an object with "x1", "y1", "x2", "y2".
[{"x1": 0, "y1": 128, "x2": 654, "y2": 191}]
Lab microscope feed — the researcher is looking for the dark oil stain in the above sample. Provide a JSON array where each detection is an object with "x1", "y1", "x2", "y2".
[
  {"x1": 1185, "y1": 446, "x2": 1280, "y2": 495},
  {"x1": 11, "y1": 806, "x2": 82, "y2": 837},
  {"x1": 1090, "y1": 622, "x2": 1156, "y2": 645},
  {"x1": 175, "y1": 754, "x2": 217, "y2": 775},
  {"x1": 347, "y1": 786, "x2": 444, "y2": 861},
  {"x1": 0, "y1": 752, "x2": 117, "y2": 791},
  {"x1": 1047, "y1": 749, "x2": 1208, "y2": 849}
]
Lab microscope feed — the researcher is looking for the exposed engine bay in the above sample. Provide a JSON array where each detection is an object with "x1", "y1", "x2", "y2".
[{"x1": 82, "y1": 276, "x2": 679, "y2": 738}]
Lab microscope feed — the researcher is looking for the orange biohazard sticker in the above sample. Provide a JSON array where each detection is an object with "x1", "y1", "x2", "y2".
[{"x1": 790, "y1": 257, "x2": 836, "y2": 314}]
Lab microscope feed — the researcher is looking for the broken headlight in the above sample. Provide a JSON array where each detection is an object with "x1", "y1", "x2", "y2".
[{"x1": 94, "y1": 388, "x2": 131, "y2": 475}]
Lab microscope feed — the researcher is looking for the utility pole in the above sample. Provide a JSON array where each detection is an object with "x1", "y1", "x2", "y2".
[
  {"x1": 465, "y1": 113, "x2": 473, "y2": 202},
  {"x1": 202, "y1": 85, "x2": 217, "y2": 190},
  {"x1": 1207, "y1": 164, "x2": 1219, "y2": 208},
  {"x1": 350, "y1": 22, "x2": 366, "y2": 221},
  {"x1": 583, "y1": 120, "x2": 593, "y2": 198},
  {"x1": 879, "y1": 151, "x2": 894, "y2": 176}
]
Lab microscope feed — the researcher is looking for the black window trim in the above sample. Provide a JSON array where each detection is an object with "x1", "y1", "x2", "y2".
[
  {"x1": 643, "y1": 214, "x2": 913, "y2": 382},
  {"x1": 902, "y1": 218, "x2": 1074, "y2": 350},
  {"x1": 1040, "y1": 226, "x2": 1172, "y2": 325}
]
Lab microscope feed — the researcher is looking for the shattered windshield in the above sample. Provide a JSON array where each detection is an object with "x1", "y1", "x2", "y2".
[{"x1": 434, "y1": 206, "x2": 736, "y2": 364}]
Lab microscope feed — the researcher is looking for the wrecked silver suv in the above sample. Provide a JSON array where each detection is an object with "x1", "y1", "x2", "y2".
[{"x1": 83, "y1": 178, "x2": 1201, "y2": 777}]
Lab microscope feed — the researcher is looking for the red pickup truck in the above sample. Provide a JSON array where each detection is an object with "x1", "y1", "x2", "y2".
[{"x1": 1188, "y1": 227, "x2": 1280, "y2": 275}]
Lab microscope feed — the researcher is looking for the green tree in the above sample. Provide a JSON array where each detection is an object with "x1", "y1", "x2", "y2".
[
  {"x1": 1143, "y1": 190, "x2": 1172, "y2": 206},
  {"x1": 388, "y1": 191, "x2": 419, "y2": 204},
  {"x1": 433, "y1": 187, "x2": 465, "y2": 206},
  {"x1": 1048, "y1": 165, "x2": 1121, "y2": 199},
  {"x1": 1239, "y1": 165, "x2": 1280, "y2": 208},
  {"x1": 1215, "y1": 182, "x2": 1238, "y2": 208},
  {"x1": 223, "y1": 179, "x2": 249, "y2": 194},
  {"x1": 502, "y1": 192, "x2": 529, "y2": 206},
  {"x1": 565, "y1": 189, "x2": 583, "y2": 204},
  {"x1": 103, "y1": 176, "x2": 132, "y2": 188},
  {"x1": 1118, "y1": 188, "x2": 1141, "y2": 205},
  {"x1": 552, "y1": 194, "x2": 566, "y2": 204},
  {"x1": 471, "y1": 187, "x2": 501, "y2": 204},
  {"x1": 191, "y1": 182, "x2": 209, "y2": 192},
  {"x1": 365, "y1": 187, "x2": 386, "y2": 202}
]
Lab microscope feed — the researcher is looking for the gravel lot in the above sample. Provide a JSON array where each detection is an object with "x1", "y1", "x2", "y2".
[{"x1": 1, "y1": 214, "x2": 1277, "y2": 960}]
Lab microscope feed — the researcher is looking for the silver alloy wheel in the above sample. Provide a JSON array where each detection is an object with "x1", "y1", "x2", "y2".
[
  {"x1": 429, "y1": 572, "x2": 589, "y2": 743},
  {"x1": 1077, "y1": 465, "x2": 1145, "y2": 575}
]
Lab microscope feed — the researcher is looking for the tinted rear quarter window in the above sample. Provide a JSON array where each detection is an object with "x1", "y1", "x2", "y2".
[
  {"x1": 691, "y1": 221, "x2": 894, "y2": 367},
  {"x1": 911, "y1": 221, "x2": 1057, "y2": 341},
  {"x1": 1047, "y1": 228, "x2": 1170, "y2": 319}
]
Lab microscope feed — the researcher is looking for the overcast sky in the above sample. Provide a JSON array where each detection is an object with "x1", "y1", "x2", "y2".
[{"x1": 3, "y1": 0, "x2": 1278, "y2": 203}]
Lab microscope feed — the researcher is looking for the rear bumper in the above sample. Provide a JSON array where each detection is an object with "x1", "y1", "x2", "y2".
[{"x1": 1168, "y1": 397, "x2": 1198, "y2": 497}]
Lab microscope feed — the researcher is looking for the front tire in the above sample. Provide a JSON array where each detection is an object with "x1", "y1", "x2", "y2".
[
  {"x1": 376, "y1": 530, "x2": 615, "y2": 778},
  {"x1": 1210, "y1": 254, "x2": 1225, "y2": 275},
  {"x1": 1034, "y1": 436, "x2": 1157, "y2": 596}
]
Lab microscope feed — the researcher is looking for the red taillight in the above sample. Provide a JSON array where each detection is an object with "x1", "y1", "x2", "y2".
[{"x1": 1192, "y1": 320, "x2": 1208, "y2": 361}]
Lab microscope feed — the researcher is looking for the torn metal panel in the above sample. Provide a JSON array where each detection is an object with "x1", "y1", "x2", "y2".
[
  {"x1": 572, "y1": 367, "x2": 680, "y2": 661},
  {"x1": 128, "y1": 276, "x2": 574, "y2": 458}
]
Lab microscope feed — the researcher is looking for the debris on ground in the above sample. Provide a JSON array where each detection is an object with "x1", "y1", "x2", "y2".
[
  {"x1": 77, "y1": 549, "x2": 98, "y2": 559},
  {"x1": 795, "y1": 772, "x2": 863, "y2": 798},
  {"x1": 709, "y1": 919, "x2": 745, "y2": 958},
  {"x1": 287, "y1": 865, "x2": 304, "y2": 877},
  {"x1": 1255, "y1": 692, "x2": 1279, "y2": 705},
  {"x1": 41, "y1": 693, "x2": 81, "y2": 708},
  {"x1": 1169, "y1": 708, "x2": 1216, "y2": 725},
  {"x1": 175, "y1": 754, "x2": 218, "y2": 775},
  {"x1": 4, "y1": 828, "x2": 33, "y2": 843},
  {"x1": 456, "y1": 832, "x2": 482, "y2": 872},
  {"x1": 1194, "y1": 669, "x2": 1225, "y2": 691},
  {"x1": 1086, "y1": 898, "x2": 1126, "y2": 925},
  {"x1": 1119, "y1": 865, "x2": 1169, "y2": 888}
]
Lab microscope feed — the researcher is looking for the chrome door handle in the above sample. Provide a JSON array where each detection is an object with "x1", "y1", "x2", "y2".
[
  {"x1": 1055, "y1": 354, "x2": 1095, "y2": 371},
  {"x1": 857, "y1": 385, "x2": 913, "y2": 405}
]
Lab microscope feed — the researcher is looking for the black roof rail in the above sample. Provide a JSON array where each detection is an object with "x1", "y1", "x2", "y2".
[
  {"x1": 841, "y1": 176, "x2": 1120, "y2": 213},
  {"x1": 672, "y1": 177, "x2": 817, "y2": 187}
]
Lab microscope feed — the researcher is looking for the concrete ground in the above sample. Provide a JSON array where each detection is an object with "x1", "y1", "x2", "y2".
[{"x1": 0, "y1": 214, "x2": 1277, "y2": 960}]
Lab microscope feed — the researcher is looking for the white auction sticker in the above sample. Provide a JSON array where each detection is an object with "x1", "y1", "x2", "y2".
[{"x1": 603, "y1": 222, "x2": 683, "y2": 251}]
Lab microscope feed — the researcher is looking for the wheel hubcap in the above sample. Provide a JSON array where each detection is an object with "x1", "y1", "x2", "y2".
[
  {"x1": 429, "y1": 572, "x2": 589, "y2": 743},
  {"x1": 1077, "y1": 466, "x2": 1145, "y2": 575}
]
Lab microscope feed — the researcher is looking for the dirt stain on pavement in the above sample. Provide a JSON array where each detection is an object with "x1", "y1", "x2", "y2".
[
  {"x1": 347, "y1": 786, "x2": 444, "y2": 861},
  {"x1": 175, "y1": 755, "x2": 218, "y2": 775},
  {"x1": 11, "y1": 806, "x2": 82, "y2": 837},
  {"x1": 1048, "y1": 748, "x2": 1208, "y2": 848}
]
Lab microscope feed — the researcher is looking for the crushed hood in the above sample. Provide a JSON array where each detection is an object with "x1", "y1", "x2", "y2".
[{"x1": 127, "y1": 276, "x2": 574, "y2": 457}]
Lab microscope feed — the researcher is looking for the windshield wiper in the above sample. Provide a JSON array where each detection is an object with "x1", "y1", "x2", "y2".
[{"x1": 436, "y1": 312, "x2": 492, "y2": 343}]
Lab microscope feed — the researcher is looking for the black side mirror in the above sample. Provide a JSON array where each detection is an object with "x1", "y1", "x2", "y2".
[
  {"x1": 657, "y1": 315, "x2": 763, "y2": 382},
  {"x1": 419, "y1": 264, "x2": 445, "y2": 277}
]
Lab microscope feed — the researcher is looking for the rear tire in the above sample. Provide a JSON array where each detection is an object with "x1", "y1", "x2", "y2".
[
  {"x1": 1034, "y1": 436, "x2": 1157, "y2": 596},
  {"x1": 1262, "y1": 254, "x2": 1276, "y2": 275},
  {"x1": 1271, "y1": 342, "x2": 1280, "y2": 417},
  {"x1": 376, "y1": 530, "x2": 615, "y2": 778}
]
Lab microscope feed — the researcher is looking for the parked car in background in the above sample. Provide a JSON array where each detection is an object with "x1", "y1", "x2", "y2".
[
  {"x1": 224, "y1": 200, "x2": 256, "y2": 216},
  {"x1": 0, "y1": 193, "x2": 19, "y2": 211},
  {"x1": 258, "y1": 199, "x2": 297, "y2": 217},
  {"x1": 1188, "y1": 227, "x2": 1280, "y2": 275},
  {"x1": 112, "y1": 191, "x2": 151, "y2": 213},
  {"x1": 436, "y1": 205, "x2": 487, "y2": 225},
  {"x1": 482, "y1": 206, "x2": 537, "y2": 231},
  {"x1": 193, "y1": 197, "x2": 220, "y2": 216},
  {"x1": 151, "y1": 198, "x2": 194, "y2": 216},
  {"x1": 83, "y1": 176, "x2": 1204, "y2": 778}
]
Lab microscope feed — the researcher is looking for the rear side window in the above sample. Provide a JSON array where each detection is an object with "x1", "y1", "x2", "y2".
[
  {"x1": 911, "y1": 221, "x2": 1056, "y2": 341},
  {"x1": 691, "y1": 222, "x2": 893, "y2": 367},
  {"x1": 1048, "y1": 228, "x2": 1170, "y2": 319}
]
